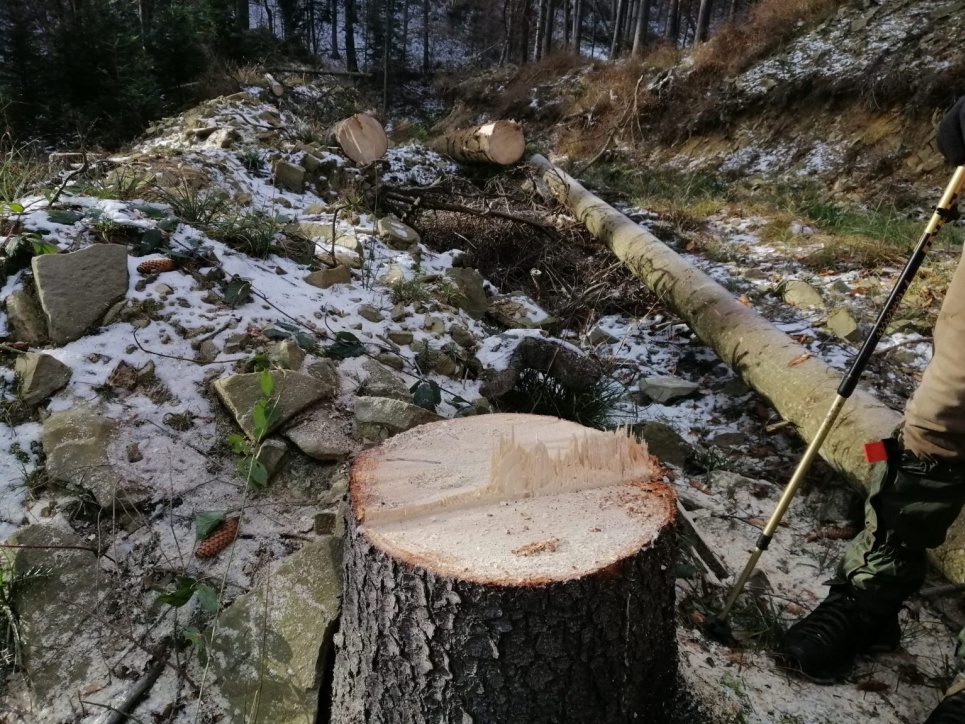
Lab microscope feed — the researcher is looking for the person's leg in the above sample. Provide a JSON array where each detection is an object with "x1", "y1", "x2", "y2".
[{"x1": 781, "y1": 246, "x2": 965, "y2": 683}]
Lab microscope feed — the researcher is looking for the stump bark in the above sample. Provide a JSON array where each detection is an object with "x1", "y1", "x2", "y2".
[
  {"x1": 331, "y1": 413, "x2": 679, "y2": 724},
  {"x1": 429, "y1": 121, "x2": 526, "y2": 165},
  {"x1": 330, "y1": 114, "x2": 389, "y2": 165}
]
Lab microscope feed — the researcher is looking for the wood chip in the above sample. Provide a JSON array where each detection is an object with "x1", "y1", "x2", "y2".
[{"x1": 788, "y1": 352, "x2": 812, "y2": 367}]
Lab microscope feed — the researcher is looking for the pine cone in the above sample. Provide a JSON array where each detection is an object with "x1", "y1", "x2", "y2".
[
  {"x1": 195, "y1": 518, "x2": 239, "y2": 559},
  {"x1": 137, "y1": 257, "x2": 175, "y2": 275}
]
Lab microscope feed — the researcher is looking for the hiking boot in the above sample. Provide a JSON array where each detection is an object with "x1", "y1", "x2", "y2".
[
  {"x1": 779, "y1": 585, "x2": 901, "y2": 683},
  {"x1": 925, "y1": 691, "x2": 965, "y2": 723}
]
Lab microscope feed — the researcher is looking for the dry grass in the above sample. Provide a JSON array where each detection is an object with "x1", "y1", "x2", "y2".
[{"x1": 693, "y1": 0, "x2": 846, "y2": 78}]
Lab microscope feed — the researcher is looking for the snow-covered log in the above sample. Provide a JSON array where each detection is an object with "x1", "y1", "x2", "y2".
[
  {"x1": 329, "y1": 114, "x2": 388, "y2": 165},
  {"x1": 429, "y1": 120, "x2": 526, "y2": 165},
  {"x1": 331, "y1": 414, "x2": 679, "y2": 723},
  {"x1": 527, "y1": 155, "x2": 965, "y2": 582}
]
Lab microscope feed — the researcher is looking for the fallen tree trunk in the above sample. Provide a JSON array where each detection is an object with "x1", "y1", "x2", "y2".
[
  {"x1": 430, "y1": 120, "x2": 526, "y2": 165},
  {"x1": 330, "y1": 114, "x2": 388, "y2": 165},
  {"x1": 331, "y1": 414, "x2": 679, "y2": 723},
  {"x1": 527, "y1": 154, "x2": 965, "y2": 583}
]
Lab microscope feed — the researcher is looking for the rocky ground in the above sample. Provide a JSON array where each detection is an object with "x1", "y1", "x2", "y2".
[{"x1": 1, "y1": 71, "x2": 963, "y2": 724}]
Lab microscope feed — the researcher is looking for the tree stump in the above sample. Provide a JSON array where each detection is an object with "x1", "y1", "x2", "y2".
[
  {"x1": 429, "y1": 120, "x2": 526, "y2": 165},
  {"x1": 330, "y1": 114, "x2": 389, "y2": 165},
  {"x1": 331, "y1": 413, "x2": 678, "y2": 724}
]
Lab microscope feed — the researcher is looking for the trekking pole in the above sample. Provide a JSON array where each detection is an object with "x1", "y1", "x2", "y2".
[{"x1": 712, "y1": 165, "x2": 965, "y2": 628}]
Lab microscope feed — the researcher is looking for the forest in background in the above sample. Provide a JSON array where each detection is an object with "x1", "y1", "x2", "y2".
[{"x1": 0, "y1": 0, "x2": 753, "y2": 148}]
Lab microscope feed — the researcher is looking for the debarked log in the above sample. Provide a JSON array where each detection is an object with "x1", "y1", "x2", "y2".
[
  {"x1": 429, "y1": 120, "x2": 526, "y2": 165},
  {"x1": 526, "y1": 154, "x2": 965, "y2": 584}
]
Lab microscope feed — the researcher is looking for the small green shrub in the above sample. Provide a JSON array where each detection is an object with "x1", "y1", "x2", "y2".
[
  {"x1": 0, "y1": 143, "x2": 45, "y2": 204},
  {"x1": 236, "y1": 149, "x2": 265, "y2": 174},
  {"x1": 154, "y1": 178, "x2": 228, "y2": 225},
  {"x1": 391, "y1": 276, "x2": 431, "y2": 305},
  {"x1": 210, "y1": 211, "x2": 282, "y2": 258},
  {"x1": 495, "y1": 369, "x2": 624, "y2": 430}
]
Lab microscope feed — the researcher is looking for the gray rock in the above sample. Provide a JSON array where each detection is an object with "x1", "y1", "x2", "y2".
[
  {"x1": 375, "y1": 353, "x2": 404, "y2": 370},
  {"x1": 285, "y1": 222, "x2": 364, "y2": 255},
  {"x1": 376, "y1": 217, "x2": 420, "y2": 248},
  {"x1": 711, "y1": 431, "x2": 748, "y2": 449},
  {"x1": 639, "y1": 375, "x2": 700, "y2": 404},
  {"x1": 390, "y1": 303, "x2": 407, "y2": 321},
  {"x1": 224, "y1": 333, "x2": 250, "y2": 354},
  {"x1": 43, "y1": 405, "x2": 149, "y2": 508},
  {"x1": 633, "y1": 421, "x2": 692, "y2": 468},
  {"x1": 479, "y1": 334, "x2": 602, "y2": 400},
  {"x1": 284, "y1": 409, "x2": 357, "y2": 460},
  {"x1": 358, "y1": 304, "x2": 383, "y2": 323},
  {"x1": 423, "y1": 315, "x2": 445, "y2": 334},
  {"x1": 588, "y1": 325, "x2": 618, "y2": 345},
  {"x1": 255, "y1": 439, "x2": 288, "y2": 480},
  {"x1": 206, "y1": 127, "x2": 239, "y2": 149},
  {"x1": 829, "y1": 279, "x2": 852, "y2": 295},
  {"x1": 433, "y1": 353, "x2": 458, "y2": 377},
  {"x1": 270, "y1": 339, "x2": 305, "y2": 370},
  {"x1": 7, "y1": 525, "x2": 110, "y2": 710},
  {"x1": 15, "y1": 353, "x2": 71, "y2": 405},
  {"x1": 827, "y1": 308, "x2": 863, "y2": 344},
  {"x1": 273, "y1": 160, "x2": 306, "y2": 193},
  {"x1": 210, "y1": 536, "x2": 342, "y2": 724},
  {"x1": 33, "y1": 244, "x2": 129, "y2": 345},
  {"x1": 196, "y1": 339, "x2": 219, "y2": 364},
  {"x1": 5, "y1": 290, "x2": 48, "y2": 346},
  {"x1": 305, "y1": 265, "x2": 352, "y2": 289},
  {"x1": 445, "y1": 268, "x2": 489, "y2": 320},
  {"x1": 307, "y1": 359, "x2": 341, "y2": 391},
  {"x1": 213, "y1": 370, "x2": 334, "y2": 440},
  {"x1": 450, "y1": 324, "x2": 475, "y2": 348},
  {"x1": 386, "y1": 329, "x2": 414, "y2": 345},
  {"x1": 487, "y1": 294, "x2": 556, "y2": 329},
  {"x1": 782, "y1": 280, "x2": 824, "y2": 308},
  {"x1": 314, "y1": 510, "x2": 338, "y2": 535},
  {"x1": 354, "y1": 396, "x2": 442, "y2": 440},
  {"x1": 358, "y1": 359, "x2": 412, "y2": 402}
]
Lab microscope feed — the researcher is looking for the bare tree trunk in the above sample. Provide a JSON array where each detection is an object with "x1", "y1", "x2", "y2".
[
  {"x1": 422, "y1": 0, "x2": 430, "y2": 73},
  {"x1": 609, "y1": 0, "x2": 625, "y2": 58},
  {"x1": 520, "y1": 0, "x2": 531, "y2": 63},
  {"x1": 237, "y1": 0, "x2": 249, "y2": 31},
  {"x1": 401, "y1": 0, "x2": 409, "y2": 69},
  {"x1": 571, "y1": 0, "x2": 583, "y2": 54},
  {"x1": 695, "y1": 0, "x2": 713, "y2": 42},
  {"x1": 383, "y1": 0, "x2": 392, "y2": 118},
  {"x1": 728, "y1": 0, "x2": 738, "y2": 20},
  {"x1": 544, "y1": 0, "x2": 555, "y2": 55},
  {"x1": 330, "y1": 0, "x2": 340, "y2": 58},
  {"x1": 631, "y1": 0, "x2": 650, "y2": 57},
  {"x1": 564, "y1": 0, "x2": 571, "y2": 47},
  {"x1": 666, "y1": 0, "x2": 680, "y2": 45},
  {"x1": 534, "y1": 0, "x2": 546, "y2": 60},
  {"x1": 346, "y1": 0, "x2": 359, "y2": 71}
]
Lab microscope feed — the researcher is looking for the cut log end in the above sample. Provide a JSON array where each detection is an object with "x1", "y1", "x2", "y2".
[
  {"x1": 333, "y1": 114, "x2": 388, "y2": 165},
  {"x1": 351, "y1": 413, "x2": 674, "y2": 584},
  {"x1": 430, "y1": 120, "x2": 526, "y2": 166},
  {"x1": 480, "y1": 120, "x2": 526, "y2": 165}
]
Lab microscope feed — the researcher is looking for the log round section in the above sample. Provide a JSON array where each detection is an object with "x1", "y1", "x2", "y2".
[{"x1": 331, "y1": 413, "x2": 679, "y2": 724}]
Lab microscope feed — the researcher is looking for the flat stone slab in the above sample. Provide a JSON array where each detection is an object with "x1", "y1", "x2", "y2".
[
  {"x1": 639, "y1": 375, "x2": 700, "y2": 404},
  {"x1": 445, "y1": 267, "x2": 489, "y2": 319},
  {"x1": 210, "y1": 536, "x2": 342, "y2": 724},
  {"x1": 354, "y1": 396, "x2": 442, "y2": 440},
  {"x1": 32, "y1": 244, "x2": 129, "y2": 345},
  {"x1": 16, "y1": 352, "x2": 72, "y2": 405},
  {"x1": 284, "y1": 408, "x2": 357, "y2": 460},
  {"x1": 782, "y1": 280, "x2": 824, "y2": 308},
  {"x1": 7, "y1": 525, "x2": 110, "y2": 712},
  {"x1": 42, "y1": 405, "x2": 149, "y2": 508},
  {"x1": 5, "y1": 290, "x2": 48, "y2": 346},
  {"x1": 213, "y1": 370, "x2": 334, "y2": 440}
]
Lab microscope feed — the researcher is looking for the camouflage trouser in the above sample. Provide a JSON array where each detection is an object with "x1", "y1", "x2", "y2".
[{"x1": 838, "y1": 246, "x2": 965, "y2": 655}]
